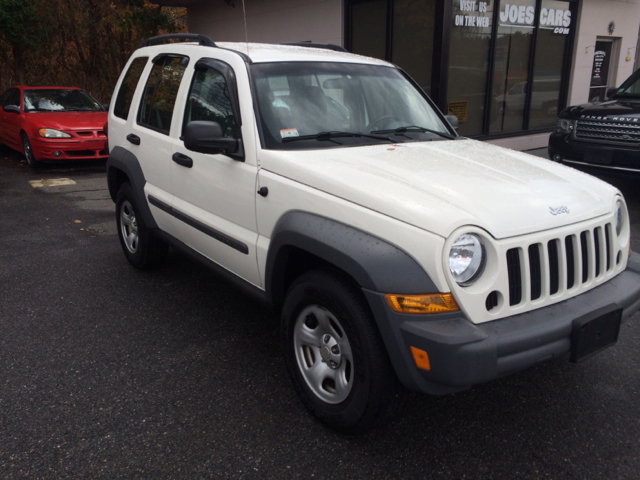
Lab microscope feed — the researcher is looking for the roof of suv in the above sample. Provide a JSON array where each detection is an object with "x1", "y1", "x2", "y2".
[
  {"x1": 138, "y1": 41, "x2": 392, "y2": 66},
  {"x1": 220, "y1": 42, "x2": 391, "y2": 66}
]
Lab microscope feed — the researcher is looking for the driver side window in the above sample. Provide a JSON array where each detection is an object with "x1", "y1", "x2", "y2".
[
  {"x1": 184, "y1": 67, "x2": 236, "y2": 139},
  {"x1": 1, "y1": 89, "x2": 19, "y2": 108}
]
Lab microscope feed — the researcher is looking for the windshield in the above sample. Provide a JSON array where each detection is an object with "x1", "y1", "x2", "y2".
[
  {"x1": 613, "y1": 69, "x2": 640, "y2": 98},
  {"x1": 251, "y1": 62, "x2": 452, "y2": 150},
  {"x1": 23, "y1": 89, "x2": 102, "y2": 112}
]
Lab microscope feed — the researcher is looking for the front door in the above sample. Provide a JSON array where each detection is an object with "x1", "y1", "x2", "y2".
[
  {"x1": 0, "y1": 88, "x2": 22, "y2": 150},
  {"x1": 170, "y1": 59, "x2": 261, "y2": 287}
]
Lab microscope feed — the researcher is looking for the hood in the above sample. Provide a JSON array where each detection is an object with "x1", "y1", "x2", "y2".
[
  {"x1": 562, "y1": 98, "x2": 640, "y2": 121},
  {"x1": 25, "y1": 111, "x2": 107, "y2": 130},
  {"x1": 259, "y1": 139, "x2": 619, "y2": 239}
]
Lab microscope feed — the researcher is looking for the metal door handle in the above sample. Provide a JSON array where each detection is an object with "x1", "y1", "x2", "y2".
[
  {"x1": 172, "y1": 152, "x2": 193, "y2": 168},
  {"x1": 126, "y1": 134, "x2": 140, "y2": 145}
]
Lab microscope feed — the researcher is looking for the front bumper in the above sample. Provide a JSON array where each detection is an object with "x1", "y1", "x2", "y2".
[
  {"x1": 549, "y1": 132, "x2": 640, "y2": 173},
  {"x1": 31, "y1": 136, "x2": 107, "y2": 161},
  {"x1": 364, "y1": 252, "x2": 640, "y2": 395}
]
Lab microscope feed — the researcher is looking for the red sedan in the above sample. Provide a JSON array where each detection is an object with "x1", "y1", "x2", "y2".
[{"x1": 0, "y1": 85, "x2": 108, "y2": 167}]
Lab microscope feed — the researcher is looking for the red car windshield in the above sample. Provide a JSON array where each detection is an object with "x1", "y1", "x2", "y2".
[{"x1": 23, "y1": 89, "x2": 102, "y2": 112}]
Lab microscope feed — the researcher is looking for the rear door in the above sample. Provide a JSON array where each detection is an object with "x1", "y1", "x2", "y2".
[{"x1": 124, "y1": 54, "x2": 189, "y2": 234}]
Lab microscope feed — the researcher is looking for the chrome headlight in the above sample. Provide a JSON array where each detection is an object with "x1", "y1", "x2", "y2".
[
  {"x1": 449, "y1": 233, "x2": 485, "y2": 286},
  {"x1": 615, "y1": 199, "x2": 624, "y2": 236},
  {"x1": 556, "y1": 118, "x2": 575, "y2": 134},
  {"x1": 38, "y1": 128, "x2": 71, "y2": 138}
]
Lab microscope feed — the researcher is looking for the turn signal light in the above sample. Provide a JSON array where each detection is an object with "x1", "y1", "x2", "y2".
[
  {"x1": 385, "y1": 292, "x2": 459, "y2": 314},
  {"x1": 410, "y1": 346, "x2": 431, "y2": 370}
]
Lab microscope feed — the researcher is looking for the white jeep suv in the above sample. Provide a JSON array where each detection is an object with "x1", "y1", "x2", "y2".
[{"x1": 107, "y1": 34, "x2": 640, "y2": 433}]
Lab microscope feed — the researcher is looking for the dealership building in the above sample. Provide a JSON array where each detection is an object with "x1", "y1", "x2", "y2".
[{"x1": 156, "y1": 0, "x2": 640, "y2": 151}]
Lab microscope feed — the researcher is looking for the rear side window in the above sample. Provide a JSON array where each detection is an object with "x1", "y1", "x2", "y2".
[
  {"x1": 114, "y1": 57, "x2": 148, "y2": 120},
  {"x1": 0, "y1": 88, "x2": 19, "y2": 108},
  {"x1": 137, "y1": 55, "x2": 188, "y2": 134}
]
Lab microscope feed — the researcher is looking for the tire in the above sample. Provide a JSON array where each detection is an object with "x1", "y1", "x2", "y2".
[
  {"x1": 281, "y1": 269, "x2": 404, "y2": 434},
  {"x1": 115, "y1": 182, "x2": 168, "y2": 269},
  {"x1": 21, "y1": 132, "x2": 38, "y2": 168}
]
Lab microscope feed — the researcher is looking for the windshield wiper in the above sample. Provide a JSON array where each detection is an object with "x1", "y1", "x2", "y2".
[
  {"x1": 282, "y1": 131, "x2": 393, "y2": 144},
  {"x1": 371, "y1": 125, "x2": 455, "y2": 140}
]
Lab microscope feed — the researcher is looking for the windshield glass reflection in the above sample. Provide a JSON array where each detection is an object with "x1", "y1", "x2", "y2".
[
  {"x1": 251, "y1": 62, "x2": 449, "y2": 150},
  {"x1": 24, "y1": 89, "x2": 102, "y2": 112}
]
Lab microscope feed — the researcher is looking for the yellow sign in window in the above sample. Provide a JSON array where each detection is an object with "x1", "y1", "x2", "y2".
[{"x1": 447, "y1": 100, "x2": 468, "y2": 122}]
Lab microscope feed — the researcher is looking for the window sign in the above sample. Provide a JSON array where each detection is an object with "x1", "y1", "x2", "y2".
[
  {"x1": 538, "y1": 6, "x2": 571, "y2": 34},
  {"x1": 454, "y1": 1, "x2": 491, "y2": 28},
  {"x1": 448, "y1": 0, "x2": 494, "y2": 135},
  {"x1": 499, "y1": 3, "x2": 535, "y2": 27},
  {"x1": 591, "y1": 48, "x2": 608, "y2": 86}
]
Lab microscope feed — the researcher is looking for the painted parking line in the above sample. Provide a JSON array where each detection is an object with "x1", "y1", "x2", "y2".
[{"x1": 28, "y1": 178, "x2": 77, "y2": 188}]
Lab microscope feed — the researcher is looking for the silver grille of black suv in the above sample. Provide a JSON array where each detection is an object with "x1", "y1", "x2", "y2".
[{"x1": 575, "y1": 119, "x2": 640, "y2": 144}]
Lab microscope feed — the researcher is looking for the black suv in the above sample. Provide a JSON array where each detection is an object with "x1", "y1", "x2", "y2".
[{"x1": 549, "y1": 68, "x2": 640, "y2": 173}]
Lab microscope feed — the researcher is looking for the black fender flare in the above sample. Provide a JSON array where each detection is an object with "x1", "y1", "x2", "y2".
[
  {"x1": 265, "y1": 211, "x2": 438, "y2": 306},
  {"x1": 106, "y1": 146, "x2": 158, "y2": 229}
]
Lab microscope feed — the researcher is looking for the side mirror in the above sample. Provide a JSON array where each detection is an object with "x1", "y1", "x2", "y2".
[
  {"x1": 606, "y1": 87, "x2": 617, "y2": 100},
  {"x1": 3, "y1": 105, "x2": 20, "y2": 114},
  {"x1": 444, "y1": 114, "x2": 459, "y2": 130},
  {"x1": 183, "y1": 121, "x2": 240, "y2": 156}
]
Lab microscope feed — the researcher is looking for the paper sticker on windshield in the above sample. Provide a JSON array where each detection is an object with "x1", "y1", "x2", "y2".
[{"x1": 280, "y1": 128, "x2": 299, "y2": 138}]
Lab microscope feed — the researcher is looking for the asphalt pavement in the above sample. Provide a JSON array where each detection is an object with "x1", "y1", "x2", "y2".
[{"x1": 1, "y1": 145, "x2": 639, "y2": 478}]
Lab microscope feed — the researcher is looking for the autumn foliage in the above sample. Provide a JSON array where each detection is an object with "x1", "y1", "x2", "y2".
[{"x1": 0, "y1": 0, "x2": 186, "y2": 102}]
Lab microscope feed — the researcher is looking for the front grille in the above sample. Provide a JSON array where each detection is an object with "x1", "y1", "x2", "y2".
[
  {"x1": 506, "y1": 249, "x2": 522, "y2": 306},
  {"x1": 75, "y1": 130, "x2": 106, "y2": 137},
  {"x1": 506, "y1": 223, "x2": 614, "y2": 306},
  {"x1": 575, "y1": 119, "x2": 640, "y2": 144},
  {"x1": 65, "y1": 149, "x2": 103, "y2": 157}
]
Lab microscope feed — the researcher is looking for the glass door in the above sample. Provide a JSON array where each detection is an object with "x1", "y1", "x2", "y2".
[{"x1": 589, "y1": 38, "x2": 614, "y2": 103}]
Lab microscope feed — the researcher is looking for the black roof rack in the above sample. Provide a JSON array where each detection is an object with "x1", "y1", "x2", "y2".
[
  {"x1": 141, "y1": 33, "x2": 216, "y2": 48},
  {"x1": 280, "y1": 42, "x2": 348, "y2": 53}
]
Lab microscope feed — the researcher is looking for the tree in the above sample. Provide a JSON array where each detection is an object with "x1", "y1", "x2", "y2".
[
  {"x1": 0, "y1": 0, "x2": 51, "y2": 84},
  {"x1": 0, "y1": 0, "x2": 186, "y2": 101}
]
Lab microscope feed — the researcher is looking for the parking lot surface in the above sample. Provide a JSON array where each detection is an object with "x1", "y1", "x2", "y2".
[{"x1": 1, "y1": 145, "x2": 639, "y2": 478}]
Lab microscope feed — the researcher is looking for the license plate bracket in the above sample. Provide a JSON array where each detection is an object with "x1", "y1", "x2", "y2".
[
  {"x1": 570, "y1": 304, "x2": 622, "y2": 363},
  {"x1": 584, "y1": 148, "x2": 613, "y2": 165}
]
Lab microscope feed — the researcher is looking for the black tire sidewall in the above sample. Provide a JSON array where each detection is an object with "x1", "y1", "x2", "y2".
[
  {"x1": 115, "y1": 182, "x2": 165, "y2": 269},
  {"x1": 282, "y1": 270, "x2": 391, "y2": 433},
  {"x1": 21, "y1": 133, "x2": 37, "y2": 167}
]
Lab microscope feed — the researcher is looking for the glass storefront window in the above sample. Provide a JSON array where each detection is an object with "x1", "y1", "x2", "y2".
[
  {"x1": 349, "y1": 0, "x2": 387, "y2": 60},
  {"x1": 529, "y1": 0, "x2": 571, "y2": 129},
  {"x1": 348, "y1": 0, "x2": 575, "y2": 138},
  {"x1": 447, "y1": 0, "x2": 494, "y2": 136},
  {"x1": 392, "y1": 0, "x2": 436, "y2": 94},
  {"x1": 489, "y1": 0, "x2": 535, "y2": 134}
]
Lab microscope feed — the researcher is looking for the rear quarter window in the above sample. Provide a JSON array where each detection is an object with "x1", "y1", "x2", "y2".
[{"x1": 114, "y1": 57, "x2": 148, "y2": 120}]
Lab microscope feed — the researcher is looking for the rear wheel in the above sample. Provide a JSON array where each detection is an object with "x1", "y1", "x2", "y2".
[
  {"x1": 282, "y1": 269, "x2": 404, "y2": 434},
  {"x1": 21, "y1": 133, "x2": 38, "y2": 168},
  {"x1": 115, "y1": 182, "x2": 168, "y2": 269}
]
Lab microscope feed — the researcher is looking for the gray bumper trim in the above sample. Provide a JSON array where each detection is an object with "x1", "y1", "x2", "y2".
[{"x1": 364, "y1": 252, "x2": 640, "y2": 395}]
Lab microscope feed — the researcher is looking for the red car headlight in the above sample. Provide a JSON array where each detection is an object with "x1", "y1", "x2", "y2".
[{"x1": 38, "y1": 128, "x2": 72, "y2": 138}]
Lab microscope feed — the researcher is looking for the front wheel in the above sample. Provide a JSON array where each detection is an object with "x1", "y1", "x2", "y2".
[
  {"x1": 21, "y1": 133, "x2": 38, "y2": 168},
  {"x1": 282, "y1": 269, "x2": 404, "y2": 434},
  {"x1": 115, "y1": 182, "x2": 168, "y2": 269}
]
